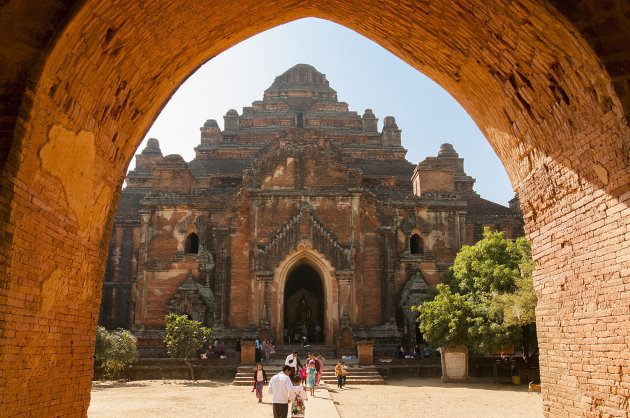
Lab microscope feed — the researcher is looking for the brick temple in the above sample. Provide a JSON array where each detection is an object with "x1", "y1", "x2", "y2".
[{"x1": 99, "y1": 64, "x2": 523, "y2": 352}]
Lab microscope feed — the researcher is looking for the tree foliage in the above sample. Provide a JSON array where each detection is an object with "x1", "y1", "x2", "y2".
[
  {"x1": 95, "y1": 326, "x2": 138, "y2": 380},
  {"x1": 414, "y1": 228, "x2": 537, "y2": 354},
  {"x1": 164, "y1": 314, "x2": 212, "y2": 360}
]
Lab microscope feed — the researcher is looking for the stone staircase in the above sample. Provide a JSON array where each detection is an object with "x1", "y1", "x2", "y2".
[
  {"x1": 233, "y1": 364, "x2": 385, "y2": 386},
  {"x1": 272, "y1": 344, "x2": 339, "y2": 359}
]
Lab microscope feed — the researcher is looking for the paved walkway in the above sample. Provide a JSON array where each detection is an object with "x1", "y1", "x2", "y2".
[{"x1": 305, "y1": 384, "x2": 340, "y2": 418}]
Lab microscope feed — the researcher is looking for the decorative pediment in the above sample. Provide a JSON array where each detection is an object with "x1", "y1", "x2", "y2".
[
  {"x1": 398, "y1": 271, "x2": 431, "y2": 311},
  {"x1": 399, "y1": 214, "x2": 431, "y2": 235},
  {"x1": 254, "y1": 209, "x2": 353, "y2": 274},
  {"x1": 165, "y1": 270, "x2": 214, "y2": 326}
]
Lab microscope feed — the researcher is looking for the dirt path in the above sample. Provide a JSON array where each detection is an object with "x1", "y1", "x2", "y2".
[{"x1": 88, "y1": 378, "x2": 543, "y2": 417}]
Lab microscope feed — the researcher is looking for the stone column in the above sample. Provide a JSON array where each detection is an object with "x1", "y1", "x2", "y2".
[
  {"x1": 357, "y1": 341, "x2": 374, "y2": 364},
  {"x1": 440, "y1": 345, "x2": 469, "y2": 383},
  {"x1": 213, "y1": 227, "x2": 230, "y2": 326},
  {"x1": 337, "y1": 275, "x2": 352, "y2": 322},
  {"x1": 379, "y1": 227, "x2": 396, "y2": 323},
  {"x1": 241, "y1": 341, "x2": 256, "y2": 365}
]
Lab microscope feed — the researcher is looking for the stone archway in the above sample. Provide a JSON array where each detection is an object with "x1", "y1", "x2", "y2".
[
  {"x1": 0, "y1": 1, "x2": 629, "y2": 415},
  {"x1": 272, "y1": 243, "x2": 339, "y2": 346}
]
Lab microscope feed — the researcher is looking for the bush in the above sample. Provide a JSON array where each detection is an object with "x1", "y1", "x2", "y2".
[
  {"x1": 164, "y1": 314, "x2": 212, "y2": 360},
  {"x1": 94, "y1": 326, "x2": 138, "y2": 380}
]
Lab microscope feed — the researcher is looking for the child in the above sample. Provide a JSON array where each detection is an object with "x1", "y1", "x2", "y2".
[
  {"x1": 252, "y1": 363, "x2": 267, "y2": 403},
  {"x1": 335, "y1": 361, "x2": 343, "y2": 389},
  {"x1": 289, "y1": 375, "x2": 308, "y2": 417},
  {"x1": 307, "y1": 360, "x2": 317, "y2": 396},
  {"x1": 270, "y1": 343, "x2": 276, "y2": 360},
  {"x1": 299, "y1": 364, "x2": 307, "y2": 382},
  {"x1": 341, "y1": 361, "x2": 348, "y2": 387}
]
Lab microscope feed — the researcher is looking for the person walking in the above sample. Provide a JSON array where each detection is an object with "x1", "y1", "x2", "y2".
[
  {"x1": 255, "y1": 338, "x2": 263, "y2": 363},
  {"x1": 270, "y1": 342, "x2": 276, "y2": 361},
  {"x1": 288, "y1": 375, "x2": 308, "y2": 417},
  {"x1": 335, "y1": 361, "x2": 344, "y2": 389},
  {"x1": 313, "y1": 355, "x2": 321, "y2": 385},
  {"x1": 341, "y1": 361, "x2": 348, "y2": 387},
  {"x1": 268, "y1": 365, "x2": 294, "y2": 418},
  {"x1": 301, "y1": 335, "x2": 309, "y2": 358},
  {"x1": 285, "y1": 351, "x2": 299, "y2": 380},
  {"x1": 299, "y1": 364, "x2": 307, "y2": 383},
  {"x1": 252, "y1": 363, "x2": 268, "y2": 403},
  {"x1": 263, "y1": 339, "x2": 271, "y2": 364},
  {"x1": 307, "y1": 360, "x2": 317, "y2": 396},
  {"x1": 316, "y1": 354, "x2": 325, "y2": 385}
]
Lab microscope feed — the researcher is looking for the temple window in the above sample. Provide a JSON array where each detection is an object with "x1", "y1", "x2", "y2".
[
  {"x1": 410, "y1": 234, "x2": 423, "y2": 255},
  {"x1": 185, "y1": 233, "x2": 199, "y2": 254}
]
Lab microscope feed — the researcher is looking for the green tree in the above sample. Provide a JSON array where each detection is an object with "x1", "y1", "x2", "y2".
[
  {"x1": 414, "y1": 284, "x2": 471, "y2": 348},
  {"x1": 164, "y1": 314, "x2": 212, "y2": 379},
  {"x1": 94, "y1": 326, "x2": 138, "y2": 380},
  {"x1": 415, "y1": 228, "x2": 536, "y2": 354},
  {"x1": 443, "y1": 229, "x2": 525, "y2": 294}
]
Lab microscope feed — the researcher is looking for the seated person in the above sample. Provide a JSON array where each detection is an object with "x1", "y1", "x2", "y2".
[{"x1": 413, "y1": 344, "x2": 422, "y2": 359}]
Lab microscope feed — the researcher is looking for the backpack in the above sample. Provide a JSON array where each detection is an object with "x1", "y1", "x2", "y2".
[{"x1": 291, "y1": 391, "x2": 305, "y2": 415}]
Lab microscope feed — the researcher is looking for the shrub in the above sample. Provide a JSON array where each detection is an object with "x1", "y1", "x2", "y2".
[{"x1": 94, "y1": 326, "x2": 138, "y2": 380}]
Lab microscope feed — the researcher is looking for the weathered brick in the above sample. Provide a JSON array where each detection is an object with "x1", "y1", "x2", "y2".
[{"x1": 0, "y1": 0, "x2": 629, "y2": 416}]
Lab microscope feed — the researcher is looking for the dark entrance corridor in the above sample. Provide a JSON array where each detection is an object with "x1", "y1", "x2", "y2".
[{"x1": 284, "y1": 264, "x2": 325, "y2": 343}]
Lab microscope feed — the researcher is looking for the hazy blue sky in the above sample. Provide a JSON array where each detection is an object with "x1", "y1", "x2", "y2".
[{"x1": 141, "y1": 18, "x2": 514, "y2": 205}]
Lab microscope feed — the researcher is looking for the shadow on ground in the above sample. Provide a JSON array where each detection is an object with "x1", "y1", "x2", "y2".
[{"x1": 91, "y1": 379, "x2": 234, "y2": 391}]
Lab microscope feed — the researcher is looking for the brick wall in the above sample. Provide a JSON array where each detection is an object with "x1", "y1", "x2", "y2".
[{"x1": 0, "y1": 0, "x2": 629, "y2": 415}]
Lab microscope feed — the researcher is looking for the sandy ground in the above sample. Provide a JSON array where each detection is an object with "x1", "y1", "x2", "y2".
[
  {"x1": 329, "y1": 378, "x2": 543, "y2": 418},
  {"x1": 88, "y1": 378, "x2": 542, "y2": 418}
]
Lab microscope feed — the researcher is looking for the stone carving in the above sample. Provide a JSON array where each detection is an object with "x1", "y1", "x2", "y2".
[
  {"x1": 165, "y1": 270, "x2": 214, "y2": 326},
  {"x1": 255, "y1": 211, "x2": 353, "y2": 273},
  {"x1": 398, "y1": 272, "x2": 431, "y2": 346}
]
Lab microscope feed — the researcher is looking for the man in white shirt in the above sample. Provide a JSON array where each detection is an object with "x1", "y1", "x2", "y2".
[
  {"x1": 267, "y1": 365, "x2": 293, "y2": 418},
  {"x1": 284, "y1": 351, "x2": 299, "y2": 379}
]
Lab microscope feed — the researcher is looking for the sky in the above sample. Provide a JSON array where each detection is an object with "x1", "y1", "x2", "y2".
[{"x1": 141, "y1": 18, "x2": 514, "y2": 205}]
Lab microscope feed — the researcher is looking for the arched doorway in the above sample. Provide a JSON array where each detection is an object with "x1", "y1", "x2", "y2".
[{"x1": 284, "y1": 264, "x2": 325, "y2": 344}]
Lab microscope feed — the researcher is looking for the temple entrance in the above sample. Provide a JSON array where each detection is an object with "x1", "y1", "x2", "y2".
[{"x1": 284, "y1": 264, "x2": 325, "y2": 344}]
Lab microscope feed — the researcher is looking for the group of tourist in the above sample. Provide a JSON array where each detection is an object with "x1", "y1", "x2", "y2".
[
  {"x1": 232, "y1": 337, "x2": 277, "y2": 363},
  {"x1": 255, "y1": 337, "x2": 276, "y2": 363},
  {"x1": 201, "y1": 339, "x2": 225, "y2": 359},
  {"x1": 393, "y1": 343, "x2": 435, "y2": 359},
  {"x1": 334, "y1": 360, "x2": 348, "y2": 389},
  {"x1": 253, "y1": 351, "x2": 326, "y2": 417}
]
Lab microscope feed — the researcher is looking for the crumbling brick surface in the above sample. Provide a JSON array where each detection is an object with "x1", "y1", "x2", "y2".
[{"x1": 0, "y1": 0, "x2": 629, "y2": 416}]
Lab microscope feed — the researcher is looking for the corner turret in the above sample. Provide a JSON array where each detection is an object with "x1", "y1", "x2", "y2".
[{"x1": 382, "y1": 116, "x2": 401, "y2": 147}]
